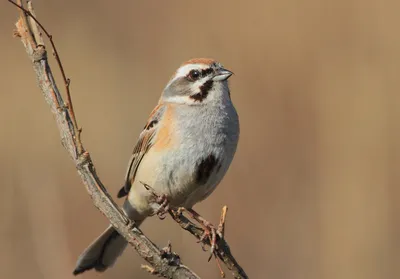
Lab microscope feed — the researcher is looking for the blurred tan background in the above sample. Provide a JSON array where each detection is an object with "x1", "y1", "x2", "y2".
[{"x1": 0, "y1": 1, "x2": 399, "y2": 278}]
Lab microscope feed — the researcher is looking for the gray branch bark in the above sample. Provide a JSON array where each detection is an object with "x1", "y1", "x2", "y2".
[{"x1": 9, "y1": 1, "x2": 248, "y2": 278}]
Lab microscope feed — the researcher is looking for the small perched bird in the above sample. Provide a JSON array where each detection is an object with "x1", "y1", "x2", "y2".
[{"x1": 73, "y1": 58, "x2": 240, "y2": 275}]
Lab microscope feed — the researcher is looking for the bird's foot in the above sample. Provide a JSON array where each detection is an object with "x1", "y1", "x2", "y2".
[
  {"x1": 176, "y1": 207, "x2": 226, "y2": 261},
  {"x1": 140, "y1": 181, "x2": 170, "y2": 220},
  {"x1": 154, "y1": 194, "x2": 170, "y2": 220}
]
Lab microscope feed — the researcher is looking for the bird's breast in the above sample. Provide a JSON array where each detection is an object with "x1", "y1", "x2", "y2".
[
  {"x1": 158, "y1": 103, "x2": 239, "y2": 206},
  {"x1": 133, "y1": 102, "x2": 239, "y2": 209}
]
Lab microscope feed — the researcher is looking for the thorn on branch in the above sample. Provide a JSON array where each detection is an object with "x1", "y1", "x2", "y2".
[
  {"x1": 161, "y1": 241, "x2": 181, "y2": 266},
  {"x1": 218, "y1": 206, "x2": 228, "y2": 239},
  {"x1": 13, "y1": 29, "x2": 21, "y2": 38},
  {"x1": 161, "y1": 240, "x2": 172, "y2": 255}
]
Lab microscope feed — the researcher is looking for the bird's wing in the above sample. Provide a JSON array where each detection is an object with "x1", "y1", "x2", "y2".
[{"x1": 117, "y1": 103, "x2": 166, "y2": 198}]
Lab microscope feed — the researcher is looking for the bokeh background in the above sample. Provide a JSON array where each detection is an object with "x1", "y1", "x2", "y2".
[{"x1": 0, "y1": 1, "x2": 399, "y2": 278}]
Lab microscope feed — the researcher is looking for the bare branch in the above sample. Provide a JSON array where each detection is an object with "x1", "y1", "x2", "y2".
[
  {"x1": 9, "y1": 1, "x2": 248, "y2": 278},
  {"x1": 9, "y1": 1, "x2": 199, "y2": 278}
]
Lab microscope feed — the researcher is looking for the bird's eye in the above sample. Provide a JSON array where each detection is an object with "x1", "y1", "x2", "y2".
[{"x1": 188, "y1": 70, "x2": 201, "y2": 81}]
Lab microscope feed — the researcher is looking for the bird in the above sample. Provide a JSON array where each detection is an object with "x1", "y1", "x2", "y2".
[{"x1": 73, "y1": 58, "x2": 240, "y2": 275}]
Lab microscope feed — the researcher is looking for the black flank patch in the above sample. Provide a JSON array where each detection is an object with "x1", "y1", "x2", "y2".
[
  {"x1": 190, "y1": 80, "x2": 214, "y2": 102},
  {"x1": 196, "y1": 154, "x2": 218, "y2": 184}
]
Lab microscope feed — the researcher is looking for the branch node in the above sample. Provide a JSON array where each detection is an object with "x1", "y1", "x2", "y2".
[
  {"x1": 77, "y1": 151, "x2": 90, "y2": 168},
  {"x1": 13, "y1": 29, "x2": 21, "y2": 38},
  {"x1": 56, "y1": 103, "x2": 69, "y2": 113},
  {"x1": 33, "y1": 45, "x2": 46, "y2": 62}
]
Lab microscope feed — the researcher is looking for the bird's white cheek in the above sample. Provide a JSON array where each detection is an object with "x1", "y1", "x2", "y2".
[
  {"x1": 190, "y1": 81, "x2": 202, "y2": 93},
  {"x1": 163, "y1": 95, "x2": 193, "y2": 104}
]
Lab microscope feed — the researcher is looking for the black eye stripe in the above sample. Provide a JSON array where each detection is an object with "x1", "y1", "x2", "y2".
[
  {"x1": 200, "y1": 68, "x2": 213, "y2": 77},
  {"x1": 187, "y1": 68, "x2": 213, "y2": 81}
]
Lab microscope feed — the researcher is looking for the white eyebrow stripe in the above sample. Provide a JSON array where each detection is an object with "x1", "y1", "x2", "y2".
[
  {"x1": 165, "y1": 64, "x2": 209, "y2": 89},
  {"x1": 175, "y1": 64, "x2": 210, "y2": 78}
]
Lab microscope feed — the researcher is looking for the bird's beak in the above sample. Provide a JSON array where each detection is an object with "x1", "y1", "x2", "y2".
[{"x1": 212, "y1": 68, "x2": 233, "y2": 81}]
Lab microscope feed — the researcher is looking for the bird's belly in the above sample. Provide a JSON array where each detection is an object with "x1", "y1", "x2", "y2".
[
  {"x1": 129, "y1": 141, "x2": 230, "y2": 213},
  {"x1": 156, "y1": 145, "x2": 227, "y2": 207}
]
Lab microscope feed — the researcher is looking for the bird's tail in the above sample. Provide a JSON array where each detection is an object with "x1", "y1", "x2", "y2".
[{"x1": 73, "y1": 220, "x2": 143, "y2": 275}]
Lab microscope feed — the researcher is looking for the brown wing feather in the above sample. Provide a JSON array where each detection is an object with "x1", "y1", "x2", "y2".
[{"x1": 117, "y1": 104, "x2": 165, "y2": 198}]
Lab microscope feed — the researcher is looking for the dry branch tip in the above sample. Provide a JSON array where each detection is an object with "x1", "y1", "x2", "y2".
[{"x1": 141, "y1": 265, "x2": 158, "y2": 274}]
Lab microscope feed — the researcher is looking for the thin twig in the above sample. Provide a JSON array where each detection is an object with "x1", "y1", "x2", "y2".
[
  {"x1": 8, "y1": 0, "x2": 82, "y2": 155},
  {"x1": 219, "y1": 206, "x2": 228, "y2": 239}
]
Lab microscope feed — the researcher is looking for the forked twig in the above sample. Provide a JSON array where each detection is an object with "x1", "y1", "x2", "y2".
[
  {"x1": 8, "y1": 1, "x2": 248, "y2": 278},
  {"x1": 9, "y1": 0, "x2": 82, "y2": 154},
  {"x1": 171, "y1": 208, "x2": 247, "y2": 278}
]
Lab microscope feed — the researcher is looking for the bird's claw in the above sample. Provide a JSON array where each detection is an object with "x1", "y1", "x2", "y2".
[
  {"x1": 175, "y1": 207, "x2": 226, "y2": 260},
  {"x1": 154, "y1": 194, "x2": 170, "y2": 220},
  {"x1": 197, "y1": 222, "x2": 219, "y2": 261}
]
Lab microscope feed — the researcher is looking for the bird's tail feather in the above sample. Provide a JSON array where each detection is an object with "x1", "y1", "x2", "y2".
[{"x1": 73, "y1": 220, "x2": 143, "y2": 275}]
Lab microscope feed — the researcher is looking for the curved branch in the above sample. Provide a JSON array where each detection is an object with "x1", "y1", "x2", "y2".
[{"x1": 10, "y1": 1, "x2": 199, "y2": 278}]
